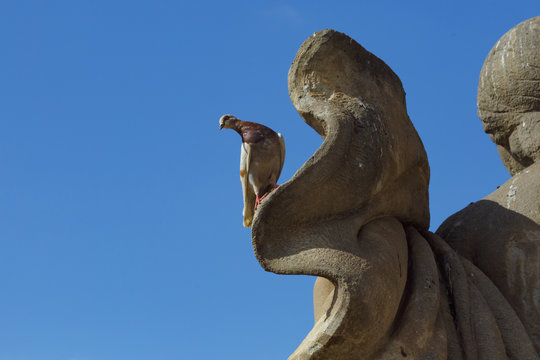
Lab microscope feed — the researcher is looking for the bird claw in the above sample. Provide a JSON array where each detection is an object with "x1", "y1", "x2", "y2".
[{"x1": 254, "y1": 185, "x2": 279, "y2": 211}]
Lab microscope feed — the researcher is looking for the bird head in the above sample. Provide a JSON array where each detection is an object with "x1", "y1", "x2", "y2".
[{"x1": 219, "y1": 114, "x2": 237, "y2": 130}]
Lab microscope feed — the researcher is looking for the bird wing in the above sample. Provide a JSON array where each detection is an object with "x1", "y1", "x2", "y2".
[
  {"x1": 240, "y1": 142, "x2": 256, "y2": 227},
  {"x1": 277, "y1": 133, "x2": 286, "y2": 178}
]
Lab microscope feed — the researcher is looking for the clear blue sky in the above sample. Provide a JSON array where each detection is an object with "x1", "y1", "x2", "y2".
[{"x1": 0, "y1": 1, "x2": 537, "y2": 359}]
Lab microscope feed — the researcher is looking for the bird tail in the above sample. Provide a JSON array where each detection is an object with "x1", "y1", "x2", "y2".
[
  {"x1": 240, "y1": 142, "x2": 255, "y2": 227},
  {"x1": 242, "y1": 187, "x2": 255, "y2": 227},
  {"x1": 243, "y1": 212, "x2": 253, "y2": 228}
]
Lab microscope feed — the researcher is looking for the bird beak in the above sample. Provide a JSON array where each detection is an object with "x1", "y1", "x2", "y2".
[{"x1": 219, "y1": 122, "x2": 224, "y2": 130}]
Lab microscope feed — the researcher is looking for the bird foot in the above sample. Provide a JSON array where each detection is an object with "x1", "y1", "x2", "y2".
[
  {"x1": 255, "y1": 194, "x2": 261, "y2": 210},
  {"x1": 254, "y1": 185, "x2": 280, "y2": 211}
]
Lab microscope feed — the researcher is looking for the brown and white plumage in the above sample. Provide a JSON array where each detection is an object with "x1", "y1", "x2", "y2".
[{"x1": 219, "y1": 114, "x2": 285, "y2": 227}]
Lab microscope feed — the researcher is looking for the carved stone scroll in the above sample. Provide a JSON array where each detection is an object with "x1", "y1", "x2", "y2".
[{"x1": 250, "y1": 28, "x2": 539, "y2": 359}]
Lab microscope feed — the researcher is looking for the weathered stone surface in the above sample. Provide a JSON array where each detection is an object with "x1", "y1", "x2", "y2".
[
  {"x1": 478, "y1": 16, "x2": 540, "y2": 174},
  {"x1": 255, "y1": 29, "x2": 431, "y2": 233},
  {"x1": 252, "y1": 29, "x2": 431, "y2": 358},
  {"x1": 438, "y1": 162, "x2": 540, "y2": 351},
  {"x1": 251, "y1": 28, "x2": 539, "y2": 359},
  {"x1": 438, "y1": 16, "x2": 540, "y2": 353}
]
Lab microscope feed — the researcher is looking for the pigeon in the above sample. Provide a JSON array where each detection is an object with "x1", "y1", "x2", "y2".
[{"x1": 219, "y1": 114, "x2": 286, "y2": 227}]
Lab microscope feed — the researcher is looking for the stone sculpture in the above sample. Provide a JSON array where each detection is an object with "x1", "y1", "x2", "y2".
[
  {"x1": 250, "y1": 19, "x2": 539, "y2": 359},
  {"x1": 438, "y1": 15, "x2": 540, "y2": 353}
]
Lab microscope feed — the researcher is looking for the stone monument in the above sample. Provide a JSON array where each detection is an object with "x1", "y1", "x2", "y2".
[
  {"x1": 438, "y1": 15, "x2": 540, "y2": 353},
  {"x1": 250, "y1": 17, "x2": 540, "y2": 359}
]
